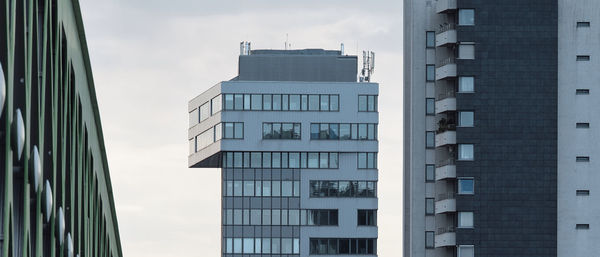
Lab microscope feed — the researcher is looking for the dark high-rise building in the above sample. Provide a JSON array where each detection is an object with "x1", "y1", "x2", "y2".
[
  {"x1": 404, "y1": 0, "x2": 599, "y2": 256},
  {"x1": 1, "y1": 0, "x2": 123, "y2": 257},
  {"x1": 188, "y1": 45, "x2": 379, "y2": 257}
]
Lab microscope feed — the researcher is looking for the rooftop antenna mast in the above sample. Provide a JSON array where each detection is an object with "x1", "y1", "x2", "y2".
[
  {"x1": 285, "y1": 33, "x2": 291, "y2": 50},
  {"x1": 360, "y1": 50, "x2": 375, "y2": 82},
  {"x1": 240, "y1": 41, "x2": 251, "y2": 55}
]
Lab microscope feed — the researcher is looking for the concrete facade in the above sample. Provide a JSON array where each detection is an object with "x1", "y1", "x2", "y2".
[
  {"x1": 189, "y1": 50, "x2": 379, "y2": 257},
  {"x1": 404, "y1": 0, "x2": 600, "y2": 256}
]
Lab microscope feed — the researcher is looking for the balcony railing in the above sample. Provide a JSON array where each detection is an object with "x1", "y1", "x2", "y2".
[
  {"x1": 436, "y1": 157, "x2": 456, "y2": 168},
  {"x1": 436, "y1": 226, "x2": 456, "y2": 235},
  {"x1": 437, "y1": 117, "x2": 456, "y2": 134},
  {"x1": 437, "y1": 23, "x2": 456, "y2": 34},
  {"x1": 437, "y1": 89, "x2": 456, "y2": 101},
  {"x1": 436, "y1": 57, "x2": 456, "y2": 68},
  {"x1": 437, "y1": 192, "x2": 456, "y2": 201}
]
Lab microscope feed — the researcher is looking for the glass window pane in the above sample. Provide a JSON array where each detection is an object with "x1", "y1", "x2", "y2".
[
  {"x1": 358, "y1": 95, "x2": 367, "y2": 111},
  {"x1": 226, "y1": 209, "x2": 233, "y2": 225},
  {"x1": 263, "y1": 123, "x2": 272, "y2": 139},
  {"x1": 234, "y1": 210, "x2": 242, "y2": 225},
  {"x1": 320, "y1": 95, "x2": 329, "y2": 110},
  {"x1": 426, "y1": 198, "x2": 434, "y2": 214},
  {"x1": 289, "y1": 153, "x2": 300, "y2": 168},
  {"x1": 273, "y1": 94, "x2": 281, "y2": 110},
  {"x1": 225, "y1": 94, "x2": 234, "y2": 110},
  {"x1": 309, "y1": 95, "x2": 319, "y2": 111},
  {"x1": 459, "y1": 111, "x2": 474, "y2": 127},
  {"x1": 224, "y1": 123, "x2": 234, "y2": 138},
  {"x1": 282, "y1": 181, "x2": 293, "y2": 197},
  {"x1": 458, "y1": 245, "x2": 475, "y2": 257},
  {"x1": 282, "y1": 123, "x2": 293, "y2": 139},
  {"x1": 308, "y1": 153, "x2": 319, "y2": 168},
  {"x1": 272, "y1": 210, "x2": 281, "y2": 225},
  {"x1": 262, "y1": 181, "x2": 271, "y2": 197},
  {"x1": 301, "y1": 95, "x2": 308, "y2": 110},
  {"x1": 281, "y1": 210, "x2": 288, "y2": 225},
  {"x1": 459, "y1": 43, "x2": 475, "y2": 59},
  {"x1": 351, "y1": 124, "x2": 358, "y2": 139},
  {"x1": 293, "y1": 123, "x2": 301, "y2": 139},
  {"x1": 358, "y1": 153, "x2": 367, "y2": 169},
  {"x1": 458, "y1": 212, "x2": 474, "y2": 228},
  {"x1": 271, "y1": 123, "x2": 280, "y2": 139},
  {"x1": 234, "y1": 181, "x2": 242, "y2": 196},
  {"x1": 320, "y1": 153, "x2": 329, "y2": 168},
  {"x1": 368, "y1": 95, "x2": 375, "y2": 111},
  {"x1": 234, "y1": 238, "x2": 242, "y2": 253},
  {"x1": 226, "y1": 181, "x2": 233, "y2": 196},
  {"x1": 426, "y1": 98, "x2": 435, "y2": 114},
  {"x1": 244, "y1": 94, "x2": 251, "y2": 110},
  {"x1": 282, "y1": 238, "x2": 293, "y2": 254},
  {"x1": 282, "y1": 94, "x2": 289, "y2": 110},
  {"x1": 368, "y1": 124, "x2": 375, "y2": 140},
  {"x1": 425, "y1": 232, "x2": 434, "y2": 248},
  {"x1": 459, "y1": 178, "x2": 474, "y2": 194},
  {"x1": 426, "y1": 31, "x2": 435, "y2": 47},
  {"x1": 426, "y1": 131, "x2": 435, "y2": 148},
  {"x1": 189, "y1": 109, "x2": 199, "y2": 127},
  {"x1": 255, "y1": 238, "x2": 262, "y2": 254},
  {"x1": 459, "y1": 9, "x2": 475, "y2": 25},
  {"x1": 251, "y1": 210, "x2": 261, "y2": 225},
  {"x1": 340, "y1": 124, "x2": 351, "y2": 140},
  {"x1": 294, "y1": 238, "x2": 300, "y2": 254},
  {"x1": 251, "y1": 94, "x2": 262, "y2": 110},
  {"x1": 244, "y1": 181, "x2": 254, "y2": 196},
  {"x1": 459, "y1": 76, "x2": 475, "y2": 92},
  {"x1": 458, "y1": 144, "x2": 474, "y2": 160},
  {"x1": 234, "y1": 94, "x2": 243, "y2": 110},
  {"x1": 243, "y1": 210, "x2": 249, "y2": 225},
  {"x1": 329, "y1": 153, "x2": 338, "y2": 169},
  {"x1": 359, "y1": 124, "x2": 367, "y2": 139},
  {"x1": 234, "y1": 123, "x2": 243, "y2": 139},
  {"x1": 311, "y1": 124, "x2": 319, "y2": 139},
  {"x1": 272, "y1": 238, "x2": 281, "y2": 254},
  {"x1": 289, "y1": 210, "x2": 299, "y2": 225},
  {"x1": 272, "y1": 181, "x2": 281, "y2": 196},
  {"x1": 226, "y1": 238, "x2": 233, "y2": 253},
  {"x1": 290, "y1": 94, "x2": 300, "y2": 110},
  {"x1": 426, "y1": 165, "x2": 435, "y2": 182},
  {"x1": 261, "y1": 152, "x2": 271, "y2": 168},
  {"x1": 320, "y1": 124, "x2": 329, "y2": 139},
  {"x1": 263, "y1": 209, "x2": 271, "y2": 225},
  {"x1": 263, "y1": 238, "x2": 271, "y2": 254},
  {"x1": 244, "y1": 238, "x2": 254, "y2": 253},
  {"x1": 263, "y1": 94, "x2": 272, "y2": 110},
  {"x1": 294, "y1": 181, "x2": 300, "y2": 196},
  {"x1": 272, "y1": 152, "x2": 281, "y2": 168},
  {"x1": 367, "y1": 153, "x2": 376, "y2": 168},
  {"x1": 426, "y1": 65, "x2": 435, "y2": 81},
  {"x1": 251, "y1": 152, "x2": 262, "y2": 168},
  {"x1": 301, "y1": 152, "x2": 307, "y2": 168},
  {"x1": 255, "y1": 181, "x2": 262, "y2": 197},
  {"x1": 330, "y1": 95, "x2": 339, "y2": 111},
  {"x1": 327, "y1": 124, "x2": 338, "y2": 140}
]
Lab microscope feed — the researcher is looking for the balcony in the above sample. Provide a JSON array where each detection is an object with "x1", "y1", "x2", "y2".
[
  {"x1": 435, "y1": 163, "x2": 456, "y2": 180},
  {"x1": 436, "y1": 0, "x2": 457, "y2": 13},
  {"x1": 435, "y1": 97, "x2": 456, "y2": 114},
  {"x1": 436, "y1": 24, "x2": 457, "y2": 47},
  {"x1": 435, "y1": 58, "x2": 457, "y2": 80},
  {"x1": 435, "y1": 131, "x2": 456, "y2": 147},
  {"x1": 435, "y1": 193, "x2": 456, "y2": 214},
  {"x1": 435, "y1": 227, "x2": 456, "y2": 247}
]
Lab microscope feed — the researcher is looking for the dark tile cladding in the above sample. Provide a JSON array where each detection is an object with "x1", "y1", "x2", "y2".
[{"x1": 455, "y1": 0, "x2": 557, "y2": 256}]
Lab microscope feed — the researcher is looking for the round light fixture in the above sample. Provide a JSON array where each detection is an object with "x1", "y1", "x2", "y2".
[
  {"x1": 66, "y1": 233, "x2": 74, "y2": 257},
  {"x1": 44, "y1": 180, "x2": 53, "y2": 223},
  {"x1": 57, "y1": 207, "x2": 65, "y2": 245},
  {"x1": 12, "y1": 109, "x2": 25, "y2": 161},
  {"x1": 30, "y1": 145, "x2": 42, "y2": 192},
  {"x1": 0, "y1": 63, "x2": 5, "y2": 116}
]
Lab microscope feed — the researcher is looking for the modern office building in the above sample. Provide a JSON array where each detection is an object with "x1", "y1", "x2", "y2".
[
  {"x1": 188, "y1": 46, "x2": 379, "y2": 257},
  {"x1": 1, "y1": 0, "x2": 123, "y2": 257},
  {"x1": 404, "y1": 0, "x2": 600, "y2": 256}
]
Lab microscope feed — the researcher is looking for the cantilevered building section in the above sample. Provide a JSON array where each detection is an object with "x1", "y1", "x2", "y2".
[
  {"x1": 189, "y1": 46, "x2": 379, "y2": 257},
  {"x1": 405, "y1": 0, "x2": 600, "y2": 256},
  {"x1": 1, "y1": 0, "x2": 123, "y2": 257}
]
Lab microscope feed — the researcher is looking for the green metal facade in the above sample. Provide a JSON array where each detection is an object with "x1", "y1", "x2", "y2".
[{"x1": 1, "y1": 0, "x2": 123, "y2": 257}]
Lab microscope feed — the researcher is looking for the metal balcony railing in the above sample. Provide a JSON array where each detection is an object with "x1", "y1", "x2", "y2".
[
  {"x1": 437, "y1": 89, "x2": 456, "y2": 101},
  {"x1": 437, "y1": 192, "x2": 456, "y2": 201},
  {"x1": 436, "y1": 157, "x2": 456, "y2": 168},
  {"x1": 436, "y1": 226, "x2": 457, "y2": 235},
  {"x1": 436, "y1": 23, "x2": 456, "y2": 34},
  {"x1": 436, "y1": 57, "x2": 456, "y2": 68}
]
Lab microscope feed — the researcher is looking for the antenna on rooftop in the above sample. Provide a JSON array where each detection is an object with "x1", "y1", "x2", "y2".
[
  {"x1": 360, "y1": 50, "x2": 375, "y2": 82},
  {"x1": 240, "y1": 41, "x2": 251, "y2": 55}
]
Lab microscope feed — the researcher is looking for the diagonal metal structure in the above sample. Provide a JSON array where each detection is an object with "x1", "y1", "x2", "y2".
[{"x1": 1, "y1": 0, "x2": 123, "y2": 257}]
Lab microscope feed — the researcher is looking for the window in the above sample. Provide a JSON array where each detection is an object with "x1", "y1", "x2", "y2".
[
  {"x1": 309, "y1": 95, "x2": 319, "y2": 111},
  {"x1": 311, "y1": 123, "x2": 377, "y2": 140},
  {"x1": 425, "y1": 231, "x2": 434, "y2": 249},
  {"x1": 426, "y1": 31, "x2": 435, "y2": 48},
  {"x1": 459, "y1": 111, "x2": 474, "y2": 127},
  {"x1": 459, "y1": 76, "x2": 475, "y2": 92},
  {"x1": 263, "y1": 123, "x2": 301, "y2": 139},
  {"x1": 330, "y1": 95, "x2": 339, "y2": 111},
  {"x1": 310, "y1": 238, "x2": 376, "y2": 255},
  {"x1": 263, "y1": 94, "x2": 272, "y2": 110},
  {"x1": 189, "y1": 108, "x2": 199, "y2": 127},
  {"x1": 458, "y1": 144, "x2": 474, "y2": 160},
  {"x1": 425, "y1": 198, "x2": 434, "y2": 215},
  {"x1": 426, "y1": 165, "x2": 435, "y2": 182},
  {"x1": 426, "y1": 65, "x2": 435, "y2": 81},
  {"x1": 273, "y1": 94, "x2": 281, "y2": 110},
  {"x1": 425, "y1": 98, "x2": 436, "y2": 115},
  {"x1": 357, "y1": 210, "x2": 377, "y2": 226},
  {"x1": 306, "y1": 210, "x2": 338, "y2": 226},
  {"x1": 290, "y1": 95, "x2": 300, "y2": 110},
  {"x1": 358, "y1": 152, "x2": 377, "y2": 169},
  {"x1": 223, "y1": 122, "x2": 243, "y2": 139},
  {"x1": 458, "y1": 245, "x2": 474, "y2": 257},
  {"x1": 458, "y1": 9, "x2": 475, "y2": 25},
  {"x1": 577, "y1": 55, "x2": 590, "y2": 61},
  {"x1": 251, "y1": 94, "x2": 262, "y2": 110},
  {"x1": 576, "y1": 224, "x2": 590, "y2": 230},
  {"x1": 234, "y1": 94, "x2": 243, "y2": 110},
  {"x1": 458, "y1": 212, "x2": 474, "y2": 228},
  {"x1": 458, "y1": 178, "x2": 474, "y2": 195},
  {"x1": 224, "y1": 94, "x2": 234, "y2": 110},
  {"x1": 358, "y1": 95, "x2": 378, "y2": 112},
  {"x1": 458, "y1": 42, "x2": 475, "y2": 59},
  {"x1": 576, "y1": 190, "x2": 590, "y2": 196},
  {"x1": 200, "y1": 102, "x2": 210, "y2": 122},
  {"x1": 576, "y1": 89, "x2": 590, "y2": 95},
  {"x1": 426, "y1": 131, "x2": 435, "y2": 148},
  {"x1": 576, "y1": 156, "x2": 590, "y2": 162},
  {"x1": 577, "y1": 21, "x2": 591, "y2": 27},
  {"x1": 310, "y1": 180, "x2": 376, "y2": 198},
  {"x1": 576, "y1": 122, "x2": 590, "y2": 128},
  {"x1": 211, "y1": 95, "x2": 222, "y2": 114},
  {"x1": 223, "y1": 151, "x2": 339, "y2": 168}
]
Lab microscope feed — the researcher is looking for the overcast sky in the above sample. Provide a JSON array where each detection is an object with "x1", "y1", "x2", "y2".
[{"x1": 79, "y1": 1, "x2": 403, "y2": 256}]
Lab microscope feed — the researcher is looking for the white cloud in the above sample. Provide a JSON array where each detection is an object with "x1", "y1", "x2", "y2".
[{"x1": 79, "y1": 0, "x2": 403, "y2": 256}]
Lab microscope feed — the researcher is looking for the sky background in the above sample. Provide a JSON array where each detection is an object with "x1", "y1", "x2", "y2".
[{"x1": 79, "y1": 1, "x2": 403, "y2": 256}]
